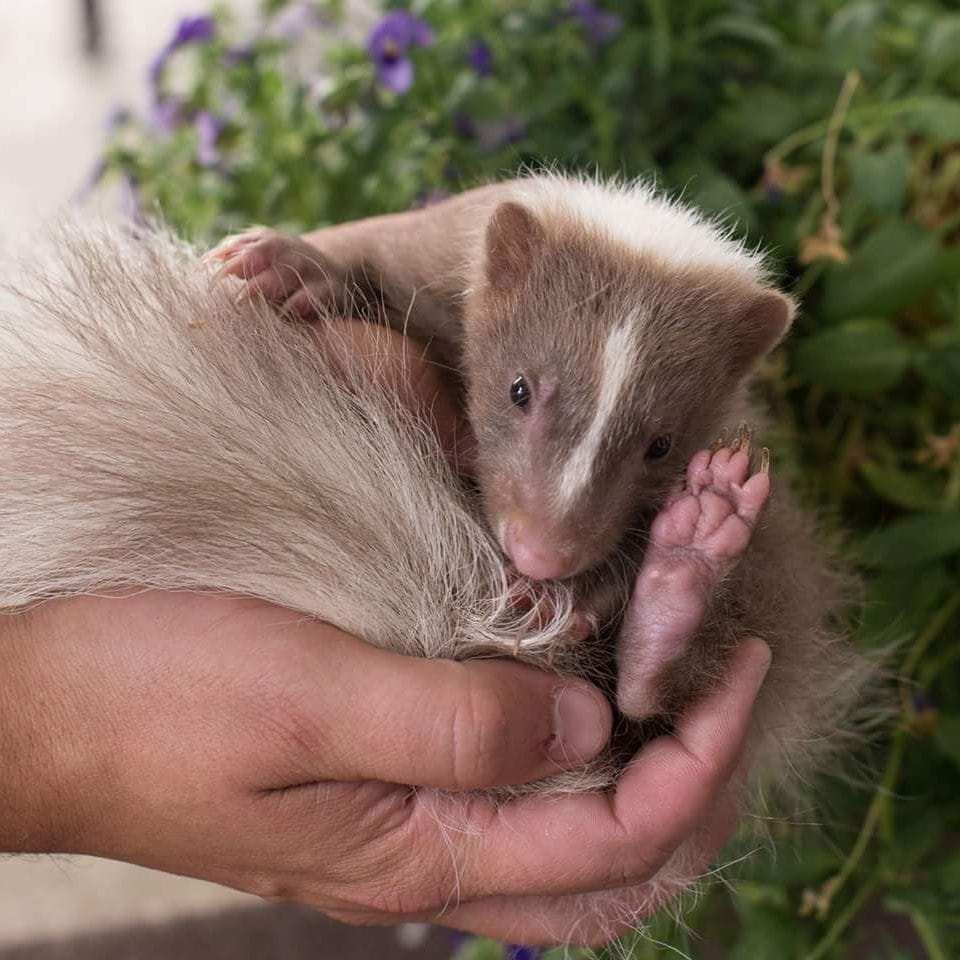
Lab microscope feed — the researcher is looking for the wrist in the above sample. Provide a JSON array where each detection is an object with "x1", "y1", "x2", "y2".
[{"x1": 0, "y1": 601, "x2": 114, "y2": 854}]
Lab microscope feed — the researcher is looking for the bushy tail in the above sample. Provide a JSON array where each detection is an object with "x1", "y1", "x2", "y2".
[{"x1": 0, "y1": 221, "x2": 579, "y2": 664}]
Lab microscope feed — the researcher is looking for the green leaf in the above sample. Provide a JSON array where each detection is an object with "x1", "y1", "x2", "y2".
[
  {"x1": 700, "y1": 15, "x2": 785, "y2": 52},
  {"x1": 718, "y1": 88, "x2": 805, "y2": 146},
  {"x1": 933, "y1": 713, "x2": 960, "y2": 771},
  {"x1": 901, "y1": 97, "x2": 960, "y2": 144},
  {"x1": 848, "y1": 142, "x2": 909, "y2": 215},
  {"x1": 730, "y1": 904, "x2": 806, "y2": 960},
  {"x1": 913, "y1": 344, "x2": 960, "y2": 398},
  {"x1": 824, "y1": 1, "x2": 881, "y2": 71},
  {"x1": 922, "y1": 15, "x2": 960, "y2": 82},
  {"x1": 933, "y1": 851, "x2": 960, "y2": 895},
  {"x1": 792, "y1": 318, "x2": 910, "y2": 395},
  {"x1": 452, "y1": 938, "x2": 505, "y2": 960},
  {"x1": 820, "y1": 221, "x2": 960, "y2": 321},
  {"x1": 884, "y1": 892, "x2": 953, "y2": 960},
  {"x1": 682, "y1": 167, "x2": 758, "y2": 234},
  {"x1": 858, "y1": 564, "x2": 957, "y2": 643},
  {"x1": 888, "y1": 814, "x2": 944, "y2": 871},
  {"x1": 859, "y1": 461, "x2": 946, "y2": 512},
  {"x1": 646, "y1": 0, "x2": 671, "y2": 78},
  {"x1": 859, "y1": 514, "x2": 960, "y2": 569}
]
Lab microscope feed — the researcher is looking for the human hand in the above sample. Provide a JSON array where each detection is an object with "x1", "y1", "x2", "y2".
[{"x1": 0, "y1": 591, "x2": 768, "y2": 946}]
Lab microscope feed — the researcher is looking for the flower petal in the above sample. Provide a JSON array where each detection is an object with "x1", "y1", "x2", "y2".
[{"x1": 378, "y1": 56, "x2": 413, "y2": 94}]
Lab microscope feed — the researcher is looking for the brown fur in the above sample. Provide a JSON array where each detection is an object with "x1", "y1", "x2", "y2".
[
  {"x1": 0, "y1": 187, "x2": 877, "y2": 925},
  {"x1": 297, "y1": 177, "x2": 874, "y2": 782}
]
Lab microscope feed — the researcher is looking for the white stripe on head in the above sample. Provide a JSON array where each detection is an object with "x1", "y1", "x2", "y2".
[
  {"x1": 557, "y1": 311, "x2": 641, "y2": 505},
  {"x1": 511, "y1": 173, "x2": 769, "y2": 283}
]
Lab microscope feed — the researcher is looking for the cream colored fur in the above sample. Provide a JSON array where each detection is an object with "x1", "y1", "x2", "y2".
[{"x1": 0, "y1": 220, "x2": 880, "y2": 932}]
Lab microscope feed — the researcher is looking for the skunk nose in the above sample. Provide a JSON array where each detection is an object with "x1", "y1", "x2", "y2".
[{"x1": 504, "y1": 516, "x2": 578, "y2": 580}]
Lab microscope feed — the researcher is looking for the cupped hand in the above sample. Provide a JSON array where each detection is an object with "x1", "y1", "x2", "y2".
[{"x1": 1, "y1": 591, "x2": 768, "y2": 946}]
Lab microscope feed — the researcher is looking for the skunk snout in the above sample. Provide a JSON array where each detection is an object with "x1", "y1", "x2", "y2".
[{"x1": 502, "y1": 513, "x2": 581, "y2": 580}]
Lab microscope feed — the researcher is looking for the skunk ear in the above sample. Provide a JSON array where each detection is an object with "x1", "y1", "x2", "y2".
[
  {"x1": 731, "y1": 288, "x2": 795, "y2": 374},
  {"x1": 484, "y1": 201, "x2": 544, "y2": 290}
]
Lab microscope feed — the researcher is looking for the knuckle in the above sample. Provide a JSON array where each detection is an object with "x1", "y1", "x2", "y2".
[{"x1": 450, "y1": 681, "x2": 512, "y2": 788}]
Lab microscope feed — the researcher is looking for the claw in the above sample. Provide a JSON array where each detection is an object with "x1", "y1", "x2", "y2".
[
  {"x1": 203, "y1": 239, "x2": 245, "y2": 265},
  {"x1": 202, "y1": 247, "x2": 229, "y2": 265},
  {"x1": 731, "y1": 421, "x2": 750, "y2": 453},
  {"x1": 760, "y1": 447, "x2": 770, "y2": 474},
  {"x1": 710, "y1": 434, "x2": 726, "y2": 453},
  {"x1": 212, "y1": 258, "x2": 243, "y2": 283}
]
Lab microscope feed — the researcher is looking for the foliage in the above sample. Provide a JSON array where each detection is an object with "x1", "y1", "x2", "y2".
[{"x1": 92, "y1": 1, "x2": 960, "y2": 957}]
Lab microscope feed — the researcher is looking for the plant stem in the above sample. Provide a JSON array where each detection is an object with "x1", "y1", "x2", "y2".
[
  {"x1": 766, "y1": 96, "x2": 955, "y2": 166},
  {"x1": 800, "y1": 596, "x2": 960, "y2": 959},
  {"x1": 908, "y1": 908, "x2": 949, "y2": 960},
  {"x1": 900, "y1": 592, "x2": 960, "y2": 682},
  {"x1": 803, "y1": 879, "x2": 877, "y2": 960},
  {"x1": 820, "y1": 71, "x2": 860, "y2": 230}
]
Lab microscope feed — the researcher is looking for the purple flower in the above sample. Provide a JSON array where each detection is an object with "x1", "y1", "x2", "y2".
[
  {"x1": 913, "y1": 690, "x2": 935, "y2": 713},
  {"x1": 150, "y1": 98, "x2": 184, "y2": 136},
  {"x1": 367, "y1": 11, "x2": 433, "y2": 94},
  {"x1": 764, "y1": 183, "x2": 785, "y2": 204},
  {"x1": 170, "y1": 14, "x2": 216, "y2": 47},
  {"x1": 150, "y1": 14, "x2": 217, "y2": 88},
  {"x1": 567, "y1": 1, "x2": 622, "y2": 44},
  {"x1": 506, "y1": 947, "x2": 542, "y2": 960},
  {"x1": 194, "y1": 111, "x2": 224, "y2": 167},
  {"x1": 467, "y1": 39, "x2": 493, "y2": 76}
]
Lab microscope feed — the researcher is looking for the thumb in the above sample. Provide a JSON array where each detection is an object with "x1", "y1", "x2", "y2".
[{"x1": 269, "y1": 623, "x2": 613, "y2": 791}]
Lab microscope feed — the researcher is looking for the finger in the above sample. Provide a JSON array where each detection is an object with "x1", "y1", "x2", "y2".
[
  {"x1": 419, "y1": 636, "x2": 770, "y2": 900},
  {"x1": 739, "y1": 472, "x2": 771, "y2": 525},
  {"x1": 713, "y1": 443, "x2": 735, "y2": 467},
  {"x1": 423, "y1": 783, "x2": 743, "y2": 947},
  {"x1": 727, "y1": 449, "x2": 751, "y2": 487},
  {"x1": 283, "y1": 286, "x2": 328, "y2": 320},
  {"x1": 318, "y1": 779, "x2": 742, "y2": 946},
  {"x1": 254, "y1": 619, "x2": 613, "y2": 790},
  {"x1": 685, "y1": 449, "x2": 712, "y2": 493},
  {"x1": 242, "y1": 265, "x2": 307, "y2": 302},
  {"x1": 203, "y1": 228, "x2": 268, "y2": 263}
]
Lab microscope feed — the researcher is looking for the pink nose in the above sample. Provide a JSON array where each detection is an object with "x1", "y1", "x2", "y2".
[{"x1": 504, "y1": 519, "x2": 577, "y2": 580}]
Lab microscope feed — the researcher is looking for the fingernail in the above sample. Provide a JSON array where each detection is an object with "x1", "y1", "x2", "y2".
[{"x1": 550, "y1": 683, "x2": 609, "y2": 763}]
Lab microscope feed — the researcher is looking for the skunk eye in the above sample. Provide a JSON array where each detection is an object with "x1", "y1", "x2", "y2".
[
  {"x1": 646, "y1": 434, "x2": 672, "y2": 460},
  {"x1": 509, "y1": 375, "x2": 532, "y2": 409}
]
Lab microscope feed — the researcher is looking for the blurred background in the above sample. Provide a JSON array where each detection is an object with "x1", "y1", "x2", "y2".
[{"x1": 2, "y1": 1, "x2": 959, "y2": 958}]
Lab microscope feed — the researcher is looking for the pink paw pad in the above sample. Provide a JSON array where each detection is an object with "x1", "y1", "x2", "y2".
[{"x1": 651, "y1": 423, "x2": 771, "y2": 573}]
